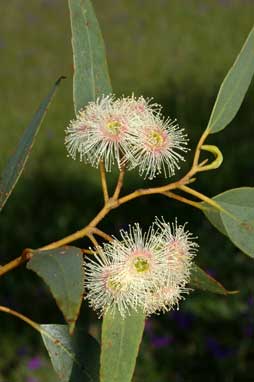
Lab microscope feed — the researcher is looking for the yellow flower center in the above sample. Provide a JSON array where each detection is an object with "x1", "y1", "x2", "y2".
[
  {"x1": 106, "y1": 120, "x2": 122, "y2": 135},
  {"x1": 107, "y1": 277, "x2": 122, "y2": 293},
  {"x1": 133, "y1": 257, "x2": 150, "y2": 273},
  {"x1": 148, "y1": 130, "x2": 164, "y2": 147}
]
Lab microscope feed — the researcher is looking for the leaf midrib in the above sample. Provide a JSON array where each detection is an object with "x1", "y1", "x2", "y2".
[
  {"x1": 208, "y1": 28, "x2": 254, "y2": 133},
  {"x1": 81, "y1": 3, "x2": 96, "y2": 101},
  {"x1": 113, "y1": 318, "x2": 125, "y2": 382}
]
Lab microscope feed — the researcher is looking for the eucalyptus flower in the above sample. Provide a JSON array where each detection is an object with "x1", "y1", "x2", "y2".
[
  {"x1": 155, "y1": 217, "x2": 198, "y2": 285},
  {"x1": 65, "y1": 94, "x2": 189, "y2": 177},
  {"x1": 65, "y1": 95, "x2": 133, "y2": 171},
  {"x1": 127, "y1": 114, "x2": 189, "y2": 180},
  {"x1": 85, "y1": 223, "x2": 168, "y2": 317},
  {"x1": 84, "y1": 218, "x2": 198, "y2": 318},
  {"x1": 144, "y1": 218, "x2": 199, "y2": 315},
  {"x1": 145, "y1": 284, "x2": 189, "y2": 315},
  {"x1": 85, "y1": 250, "x2": 134, "y2": 317},
  {"x1": 104, "y1": 223, "x2": 168, "y2": 292}
]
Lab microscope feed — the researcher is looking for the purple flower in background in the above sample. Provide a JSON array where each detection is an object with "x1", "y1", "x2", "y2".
[
  {"x1": 27, "y1": 356, "x2": 42, "y2": 370},
  {"x1": 206, "y1": 337, "x2": 235, "y2": 359},
  {"x1": 247, "y1": 295, "x2": 254, "y2": 307},
  {"x1": 169, "y1": 310, "x2": 194, "y2": 330},
  {"x1": 145, "y1": 318, "x2": 173, "y2": 348},
  {"x1": 243, "y1": 323, "x2": 253, "y2": 338},
  {"x1": 17, "y1": 346, "x2": 29, "y2": 357},
  {"x1": 151, "y1": 334, "x2": 173, "y2": 349}
]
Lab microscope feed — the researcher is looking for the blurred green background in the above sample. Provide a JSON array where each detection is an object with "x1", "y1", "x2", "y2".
[{"x1": 0, "y1": 0, "x2": 254, "y2": 381}]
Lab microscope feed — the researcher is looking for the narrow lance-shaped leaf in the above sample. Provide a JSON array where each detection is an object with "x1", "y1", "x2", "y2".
[
  {"x1": 203, "y1": 187, "x2": 254, "y2": 258},
  {"x1": 190, "y1": 263, "x2": 236, "y2": 295},
  {"x1": 40, "y1": 324, "x2": 99, "y2": 382},
  {"x1": 207, "y1": 25, "x2": 254, "y2": 133},
  {"x1": 100, "y1": 309, "x2": 145, "y2": 382},
  {"x1": 0, "y1": 76, "x2": 65, "y2": 212},
  {"x1": 27, "y1": 246, "x2": 84, "y2": 333},
  {"x1": 69, "y1": 0, "x2": 112, "y2": 114}
]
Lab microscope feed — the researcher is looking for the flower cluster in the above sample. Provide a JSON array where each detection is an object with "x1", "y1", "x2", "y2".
[
  {"x1": 84, "y1": 218, "x2": 198, "y2": 318},
  {"x1": 65, "y1": 95, "x2": 189, "y2": 179}
]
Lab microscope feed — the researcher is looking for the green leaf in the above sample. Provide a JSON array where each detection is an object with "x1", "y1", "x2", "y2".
[
  {"x1": 190, "y1": 264, "x2": 236, "y2": 295},
  {"x1": 40, "y1": 324, "x2": 99, "y2": 382},
  {"x1": 0, "y1": 77, "x2": 64, "y2": 212},
  {"x1": 203, "y1": 187, "x2": 254, "y2": 257},
  {"x1": 100, "y1": 309, "x2": 145, "y2": 382},
  {"x1": 68, "y1": 0, "x2": 112, "y2": 114},
  {"x1": 27, "y1": 246, "x2": 84, "y2": 333},
  {"x1": 202, "y1": 202, "x2": 227, "y2": 236},
  {"x1": 207, "y1": 26, "x2": 254, "y2": 133}
]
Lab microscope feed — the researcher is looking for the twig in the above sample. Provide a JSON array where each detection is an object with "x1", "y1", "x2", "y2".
[
  {"x1": 192, "y1": 128, "x2": 210, "y2": 168},
  {"x1": 0, "y1": 128, "x2": 223, "y2": 278},
  {"x1": 0, "y1": 305, "x2": 87, "y2": 353},
  {"x1": 179, "y1": 185, "x2": 227, "y2": 213},
  {"x1": 82, "y1": 248, "x2": 97, "y2": 255},
  {"x1": 116, "y1": 179, "x2": 178, "y2": 207},
  {"x1": 0, "y1": 249, "x2": 32, "y2": 277},
  {"x1": 112, "y1": 165, "x2": 126, "y2": 200},
  {"x1": 0, "y1": 306, "x2": 41, "y2": 332},
  {"x1": 87, "y1": 234, "x2": 99, "y2": 248},
  {"x1": 39, "y1": 204, "x2": 111, "y2": 251},
  {"x1": 92, "y1": 227, "x2": 113, "y2": 242},
  {"x1": 0, "y1": 204, "x2": 111, "y2": 277},
  {"x1": 161, "y1": 191, "x2": 204, "y2": 210},
  {"x1": 99, "y1": 161, "x2": 109, "y2": 203}
]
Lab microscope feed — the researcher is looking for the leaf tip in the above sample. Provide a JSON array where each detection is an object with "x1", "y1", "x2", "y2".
[
  {"x1": 227, "y1": 290, "x2": 240, "y2": 295},
  {"x1": 56, "y1": 76, "x2": 67, "y2": 86}
]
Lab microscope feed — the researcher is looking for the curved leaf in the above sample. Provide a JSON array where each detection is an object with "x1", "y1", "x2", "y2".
[
  {"x1": 100, "y1": 309, "x2": 145, "y2": 382},
  {"x1": 207, "y1": 25, "x2": 254, "y2": 133},
  {"x1": 190, "y1": 263, "x2": 236, "y2": 295},
  {"x1": 203, "y1": 187, "x2": 254, "y2": 257},
  {"x1": 40, "y1": 324, "x2": 99, "y2": 382},
  {"x1": 0, "y1": 77, "x2": 64, "y2": 212},
  {"x1": 27, "y1": 246, "x2": 84, "y2": 333},
  {"x1": 69, "y1": 0, "x2": 112, "y2": 114},
  {"x1": 202, "y1": 202, "x2": 227, "y2": 236}
]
